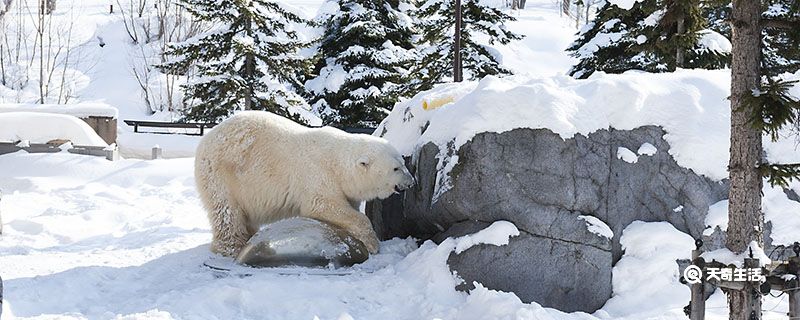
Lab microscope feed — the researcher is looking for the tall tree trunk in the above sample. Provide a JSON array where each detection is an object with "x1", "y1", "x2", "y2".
[
  {"x1": 727, "y1": 0, "x2": 763, "y2": 319},
  {"x1": 676, "y1": 16, "x2": 685, "y2": 68},
  {"x1": 453, "y1": 0, "x2": 463, "y2": 82}
]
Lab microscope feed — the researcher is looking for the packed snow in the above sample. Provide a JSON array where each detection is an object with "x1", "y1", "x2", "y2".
[
  {"x1": 1, "y1": 0, "x2": 799, "y2": 319},
  {"x1": 0, "y1": 103, "x2": 118, "y2": 118},
  {"x1": 377, "y1": 69, "x2": 800, "y2": 201},
  {"x1": 636, "y1": 142, "x2": 657, "y2": 156},
  {"x1": 0, "y1": 112, "x2": 108, "y2": 146},
  {"x1": 453, "y1": 221, "x2": 520, "y2": 254},
  {"x1": 578, "y1": 215, "x2": 614, "y2": 239},
  {"x1": 5, "y1": 153, "x2": 785, "y2": 319},
  {"x1": 616, "y1": 147, "x2": 638, "y2": 164},
  {"x1": 701, "y1": 241, "x2": 772, "y2": 268}
]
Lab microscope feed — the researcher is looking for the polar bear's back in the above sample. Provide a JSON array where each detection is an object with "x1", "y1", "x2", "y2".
[{"x1": 195, "y1": 111, "x2": 354, "y2": 228}]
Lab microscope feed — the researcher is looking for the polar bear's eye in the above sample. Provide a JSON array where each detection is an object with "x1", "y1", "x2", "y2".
[{"x1": 393, "y1": 167, "x2": 400, "y2": 172}]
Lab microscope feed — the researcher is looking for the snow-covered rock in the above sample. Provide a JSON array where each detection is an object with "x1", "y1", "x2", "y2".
[
  {"x1": 365, "y1": 70, "x2": 800, "y2": 312},
  {"x1": 368, "y1": 124, "x2": 728, "y2": 312}
]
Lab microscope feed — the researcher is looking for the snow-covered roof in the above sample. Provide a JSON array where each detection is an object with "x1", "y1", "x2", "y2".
[
  {"x1": 0, "y1": 112, "x2": 109, "y2": 146},
  {"x1": 0, "y1": 103, "x2": 119, "y2": 119}
]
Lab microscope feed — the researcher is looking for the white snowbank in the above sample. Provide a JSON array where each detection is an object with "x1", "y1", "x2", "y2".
[
  {"x1": 377, "y1": 70, "x2": 800, "y2": 200},
  {"x1": 702, "y1": 183, "x2": 800, "y2": 246},
  {"x1": 601, "y1": 221, "x2": 694, "y2": 319},
  {"x1": 578, "y1": 215, "x2": 614, "y2": 239},
  {"x1": 2, "y1": 151, "x2": 791, "y2": 319},
  {"x1": 704, "y1": 200, "x2": 729, "y2": 235},
  {"x1": 117, "y1": 130, "x2": 201, "y2": 159},
  {"x1": 453, "y1": 221, "x2": 520, "y2": 254},
  {"x1": 0, "y1": 103, "x2": 118, "y2": 118},
  {"x1": 0, "y1": 112, "x2": 108, "y2": 146}
]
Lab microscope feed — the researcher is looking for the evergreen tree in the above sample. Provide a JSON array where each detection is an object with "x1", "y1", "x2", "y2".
[
  {"x1": 567, "y1": 0, "x2": 731, "y2": 78},
  {"x1": 412, "y1": 0, "x2": 523, "y2": 91},
  {"x1": 304, "y1": 0, "x2": 416, "y2": 127},
  {"x1": 159, "y1": 0, "x2": 311, "y2": 123},
  {"x1": 725, "y1": 0, "x2": 799, "y2": 318}
]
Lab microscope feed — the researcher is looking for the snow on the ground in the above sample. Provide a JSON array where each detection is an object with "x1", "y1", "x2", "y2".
[
  {"x1": 599, "y1": 221, "x2": 694, "y2": 319},
  {"x1": 488, "y1": 0, "x2": 578, "y2": 78},
  {"x1": 0, "y1": 112, "x2": 108, "y2": 146},
  {"x1": 2, "y1": 151, "x2": 793, "y2": 319}
]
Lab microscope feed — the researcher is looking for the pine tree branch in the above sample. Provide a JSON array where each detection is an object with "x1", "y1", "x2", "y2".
[{"x1": 761, "y1": 18, "x2": 800, "y2": 30}]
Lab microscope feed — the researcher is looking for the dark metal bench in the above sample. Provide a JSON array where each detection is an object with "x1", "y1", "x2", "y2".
[{"x1": 123, "y1": 120, "x2": 218, "y2": 136}]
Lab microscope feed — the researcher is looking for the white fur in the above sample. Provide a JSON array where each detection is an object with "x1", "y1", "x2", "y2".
[{"x1": 195, "y1": 111, "x2": 413, "y2": 256}]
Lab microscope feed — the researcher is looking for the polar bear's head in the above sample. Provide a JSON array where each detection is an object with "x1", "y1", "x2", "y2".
[{"x1": 346, "y1": 138, "x2": 414, "y2": 201}]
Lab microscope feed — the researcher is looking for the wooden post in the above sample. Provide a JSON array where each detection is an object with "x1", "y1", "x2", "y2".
[
  {"x1": 104, "y1": 147, "x2": 118, "y2": 161},
  {"x1": 690, "y1": 248, "x2": 705, "y2": 320},
  {"x1": 151, "y1": 146, "x2": 162, "y2": 160},
  {"x1": 453, "y1": 0, "x2": 463, "y2": 82},
  {"x1": 789, "y1": 278, "x2": 799, "y2": 319},
  {"x1": 789, "y1": 256, "x2": 800, "y2": 319},
  {"x1": 109, "y1": 4, "x2": 113, "y2": 13},
  {"x1": 742, "y1": 258, "x2": 761, "y2": 319}
]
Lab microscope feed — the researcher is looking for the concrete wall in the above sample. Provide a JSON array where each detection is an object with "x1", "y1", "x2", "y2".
[{"x1": 81, "y1": 116, "x2": 117, "y2": 144}]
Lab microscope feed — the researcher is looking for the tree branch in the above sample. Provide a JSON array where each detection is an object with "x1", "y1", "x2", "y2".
[{"x1": 761, "y1": 17, "x2": 800, "y2": 30}]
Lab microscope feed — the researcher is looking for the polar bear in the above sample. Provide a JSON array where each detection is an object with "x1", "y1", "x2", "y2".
[{"x1": 194, "y1": 111, "x2": 414, "y2": 257}]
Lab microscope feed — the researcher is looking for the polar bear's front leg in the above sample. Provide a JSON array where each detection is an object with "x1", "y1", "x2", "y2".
[
  {"x1": 207, "y1": 202, "x2": 252, "y2": 257},
  {"x1": 306, "y1": 200, "x2": 380, "y2": 254}
]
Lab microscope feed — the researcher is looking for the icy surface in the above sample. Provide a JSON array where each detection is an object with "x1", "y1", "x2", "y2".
[{"x1": 0, "y1": 112, "x2": 108, "y2": 146}]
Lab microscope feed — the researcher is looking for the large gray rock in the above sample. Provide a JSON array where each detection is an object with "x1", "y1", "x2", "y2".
[{"x1": 367, "y1": 125, "x2": 728, "y2": 312}]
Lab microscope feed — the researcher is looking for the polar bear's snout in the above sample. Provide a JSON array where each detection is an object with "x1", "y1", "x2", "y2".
[{"x1": 395, "y1": 170, "x2": 415, "y2": 192}]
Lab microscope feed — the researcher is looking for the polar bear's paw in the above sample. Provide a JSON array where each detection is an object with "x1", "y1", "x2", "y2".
[{"x1": 211, "y1": 239, "x2": 246, "y2": 258}]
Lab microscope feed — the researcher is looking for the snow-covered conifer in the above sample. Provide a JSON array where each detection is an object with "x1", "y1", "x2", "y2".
[
  {"x1": 304, "y1": 0, "x2": 416, "y2": 127},
  {"x1": 567, "y1": 0, "x2": 730, "y2": 78},
  {"x1": 159, "y1": 0, "x2": 312, "y2": 123},
  {"x1": 412, "y1": 0, "x2": 523, "y2": 91}
]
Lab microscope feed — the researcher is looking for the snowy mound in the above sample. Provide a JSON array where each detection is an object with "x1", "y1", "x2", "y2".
[
  {"x1": 0, "y1": 112, "x2": 108, "y2": 146},
  {"x1": 0, "y1": 103, "x2": 118, "y2": 118},
  {"x1": 377, "y1": 69, "x2": 800, "y2": 182}
]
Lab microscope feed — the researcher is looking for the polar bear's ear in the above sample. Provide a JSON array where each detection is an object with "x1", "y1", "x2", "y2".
[{"x1": 357, "y1": 155, "x2": 371, "y2": 168}]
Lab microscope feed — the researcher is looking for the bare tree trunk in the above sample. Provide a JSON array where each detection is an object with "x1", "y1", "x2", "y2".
[
  {"x1": 44, "y1": 0, "x2": 54, "y2": 14},
  {"x1": 727, "y1": 0, "x2": 763, "y2": 319}
]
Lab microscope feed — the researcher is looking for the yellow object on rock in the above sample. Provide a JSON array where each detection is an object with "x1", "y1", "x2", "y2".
[{"x1": 422, "y1": 96, "x2": 455, "y2": 110}]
